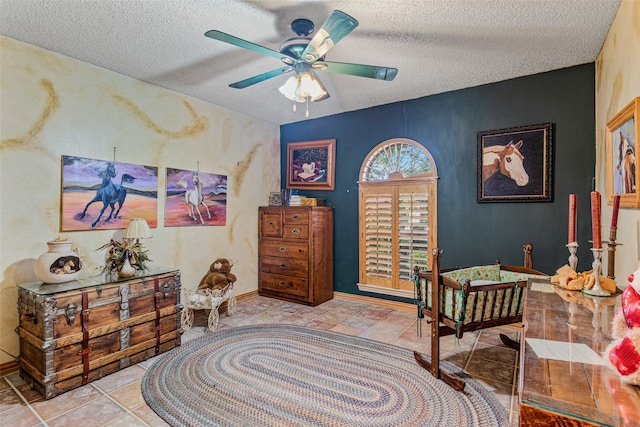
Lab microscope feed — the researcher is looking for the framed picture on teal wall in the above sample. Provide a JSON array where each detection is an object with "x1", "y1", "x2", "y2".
[
  {"x1": 606, "y1": 97, "x2": 639, "y2": 208},
  {"x1": 477, "y1": 123, "x2": 553, "y2": 203},
  {"x1": 286, "y1": 139, "x2": 336, "y2": 191}
]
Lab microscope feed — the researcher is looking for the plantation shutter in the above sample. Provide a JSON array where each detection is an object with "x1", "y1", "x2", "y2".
[
  {"x1": 359, "y1": 181, "x2": 435, "y2": 292},
  {"x1": 361, "y1": 188, "x2": 394, "y2": 288},
  {"x1": 397, "y1": 184, "x2": 432, "y2": 289}
]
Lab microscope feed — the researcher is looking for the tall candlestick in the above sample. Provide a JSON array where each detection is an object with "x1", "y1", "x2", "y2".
[
  {"x1": 591, "y1": 191, "x2": 601, "y2": 249},
  {"x1": 568, "y1": 194, "x2": 577, "y2": 243},
  {"x1": 611, "y1": 194, "x2": 620, "y2": 227},
  {"x1": 583, "y1": 248, "x2": 610, "y2": 297}
]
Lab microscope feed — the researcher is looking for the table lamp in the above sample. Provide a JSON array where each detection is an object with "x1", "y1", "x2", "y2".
[{"x1": 124, "y1": 218, "x2": 152, "y2": 244}]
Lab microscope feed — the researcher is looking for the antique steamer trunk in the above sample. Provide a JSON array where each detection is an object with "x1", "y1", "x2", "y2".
[{"x1": 16, "y1": 267, "x2": 182, "y2": 399}]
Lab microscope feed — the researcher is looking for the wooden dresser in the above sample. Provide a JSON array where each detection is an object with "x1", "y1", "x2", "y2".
[
  {"x1": 16, "y1": 267, "x2": 182, "y2": 399},
  {"x1": 520, "y1": 279, "x2": 640, "y2": 426},
  {"x1": 258, "y1": 206, "x2": 333, "y2": 306}
]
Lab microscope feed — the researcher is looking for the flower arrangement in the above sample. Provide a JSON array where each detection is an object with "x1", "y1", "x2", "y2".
[{"x1": 97, "y1": 238, "x2": 151, "y2": 278}]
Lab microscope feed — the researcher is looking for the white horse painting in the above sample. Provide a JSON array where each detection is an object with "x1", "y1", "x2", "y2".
[
  {"x1": 176, "y1": 172, "x2": 211, "y2": 224},
  {"x1": 482, "y1": 140, "x2": 529, "y2": 187}
]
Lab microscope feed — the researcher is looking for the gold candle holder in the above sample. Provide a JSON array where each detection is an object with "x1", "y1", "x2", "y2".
[{"x1": 605, "y1": 226, "x2": 622, "y2": 280}]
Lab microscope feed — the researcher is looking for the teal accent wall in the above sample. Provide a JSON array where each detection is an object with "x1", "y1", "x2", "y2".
[{"x1": 280, "y1": 64, "x2": 595, "y2": 300}]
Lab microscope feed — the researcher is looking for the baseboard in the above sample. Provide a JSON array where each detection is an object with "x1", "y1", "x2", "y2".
[
  {"x1": 0, "y1": 360, "x2": 19, "y2": 375},
  {"x1": 235, "y1": 290, "x2": 258, "y2": 301},
  {"x1": 333, "y1": 291, "x2": 414, "y2": 312},
  {"x1": 191, "y1": 289, "x2": 258, "y2": 313}
]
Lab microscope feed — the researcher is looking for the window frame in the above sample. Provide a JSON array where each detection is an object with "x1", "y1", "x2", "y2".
[{"x1": 357, "y1": 139, "x2": 438, "y2": 298}]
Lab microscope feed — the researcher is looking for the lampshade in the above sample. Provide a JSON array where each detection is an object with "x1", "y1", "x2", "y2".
[
  {"x1": 306, "y1": 71, "x2": 329, "y2": 102},
  {"x1": 124, "y1": 218, "x2": 152, "y2": 241},
  {"x1": 278, "y1": 74, "x2": 301, "y2": 101},
  {"x1": 278, "y1": 71, "x2": 329, "y2": 117}
]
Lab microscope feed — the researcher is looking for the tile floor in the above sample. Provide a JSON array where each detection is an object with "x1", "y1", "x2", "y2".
[{"x1": 1, "y1": 294, "x2": 522, "y2": 426}]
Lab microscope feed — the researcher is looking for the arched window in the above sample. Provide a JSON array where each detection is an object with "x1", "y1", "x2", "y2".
[{"x1": 358, "y1": 138, "x2": 438, "y2": 298}]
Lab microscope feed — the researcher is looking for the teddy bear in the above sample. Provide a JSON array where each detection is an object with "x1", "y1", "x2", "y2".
[
  {"x1": 605, "y1": 263, "x2": 640, "y2": 386},
  {"x1": 197, "y1": 258, "x2": 237, "y2": 292}
]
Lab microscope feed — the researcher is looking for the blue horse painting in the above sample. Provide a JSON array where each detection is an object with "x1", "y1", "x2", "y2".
[
  {"x1": 62, "y1": 156, "x2": 158, "y2": 231},
  {"x1": 79, "y1": 162, "x2": 136, "y2": 228}
]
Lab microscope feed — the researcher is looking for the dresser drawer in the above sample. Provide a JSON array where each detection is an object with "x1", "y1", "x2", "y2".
[
  {"x1": 283, "y1": 224, "x2": 309, "y2": 239},
  {"x1": 260, "y1": 256, "x2": 308, "y2": 278},
  {"x1": 283, "y1": 208, "x2": 309, "y2": 225},
  {"x1": 260, "y1": 273, "x2": 309, "y2": 298},
  {"x1": 260, "y1": 240, "x2": 308, "y2": 259},
  {"x1": 260, "y1": 210, "x2": 283, "y2": 238}
]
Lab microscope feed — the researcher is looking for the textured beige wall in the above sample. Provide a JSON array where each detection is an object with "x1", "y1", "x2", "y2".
[
  {"x1": 0, "y1": 36, "x2": 280, "y2": 364},
  {"x1": 595, "y1": 0, "x2": 640, "y2": 279}
]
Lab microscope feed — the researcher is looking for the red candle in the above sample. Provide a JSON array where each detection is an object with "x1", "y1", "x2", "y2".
[
  {"x1": 611, "y1": 194, "x2": 621, "y2": 227},
  {"x1": 568, "y1": 194, "x2": 577, "y2": 243},
  {"x1": 591, "y1": 191, "x2": 601, "y2": 249}
]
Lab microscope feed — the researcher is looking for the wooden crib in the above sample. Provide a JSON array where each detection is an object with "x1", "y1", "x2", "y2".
[{"x1": 413, "y1": 247, "x2": 547, "y2": 391}]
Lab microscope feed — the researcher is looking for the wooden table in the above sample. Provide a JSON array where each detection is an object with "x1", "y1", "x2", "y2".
[{"x1": 520, "y1": 279, "x2": 640, "y2": 426}]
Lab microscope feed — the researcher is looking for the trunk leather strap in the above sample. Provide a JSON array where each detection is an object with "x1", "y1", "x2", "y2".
[
  {"x1": 153, "y1": 276, "x2": 162, "y2": 355},
  {"x1": 78, "y1": 290, "x2": 92, "y2": 384}
]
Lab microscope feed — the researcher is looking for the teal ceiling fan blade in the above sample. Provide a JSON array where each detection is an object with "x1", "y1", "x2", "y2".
[
  {"x1": 301, "y1": 10, "x2": 358, "y2": 63},
  {"x1": 316, "y1": 61, "x2": 398, "y2": 81},
  {"x1": 229, "y1": 67, "x2": 293, "y2": 89},
  {"x1": 205, "y1": 30, "x2": 295, "y2": 63}
]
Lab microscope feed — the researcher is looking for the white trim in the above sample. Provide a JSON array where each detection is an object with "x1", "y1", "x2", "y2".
[{"x1": 356, "y1": 283, "x2": 414, "y2": 299}]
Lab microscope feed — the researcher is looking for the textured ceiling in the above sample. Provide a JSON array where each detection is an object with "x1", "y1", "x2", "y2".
[{"x1": 0, "y1": 0, "x2": 621, "y2": 125}]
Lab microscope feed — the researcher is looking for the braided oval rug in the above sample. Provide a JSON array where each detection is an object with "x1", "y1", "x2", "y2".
[{"x1": 142, "y1": 324, "x2": 508, "y2": 427}]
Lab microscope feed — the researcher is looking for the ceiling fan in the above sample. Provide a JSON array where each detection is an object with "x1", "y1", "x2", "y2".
[{"x1": 205, "y1": 10, "x2": 398, "y2": 116}]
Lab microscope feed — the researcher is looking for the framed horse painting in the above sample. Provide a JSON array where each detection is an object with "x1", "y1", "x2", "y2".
[
  {"x1": 165, "y1": 168, "x2": 227, "y2": 226},
  {"x1": 477, "y1": 123, "x2": 553, "y2": 203},
  {"x1": 606, "y1": 97, "x2": 639, "y2": 208},
  {"x1": 61, "y1": 156, "x2": 158, "y2": 231}
]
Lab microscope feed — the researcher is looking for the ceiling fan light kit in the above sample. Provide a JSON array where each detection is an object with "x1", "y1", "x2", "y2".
[
  {"x1": 279, "y1": 71, "x2": 329, "y2": 117},
  {"x1": 205, "y1": 10, "x2": 398, "y2": 117}
]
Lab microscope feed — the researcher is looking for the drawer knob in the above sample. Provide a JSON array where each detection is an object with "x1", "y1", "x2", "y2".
[
  {"x1": 292, "y1": 215, "x2": 300, "y2": 220},
  {"x1": 292, "y1": 229, "x2": 300, "y2": 235},
  {"x1": 278, "y1": 281, "x2": 287, "y2": 287},
  {"x1": 280, "y1": 264, "x2": 286, "y2": 269},
  {"x1": 279, "y1": 247, "x2": 287, "y2": 253}
]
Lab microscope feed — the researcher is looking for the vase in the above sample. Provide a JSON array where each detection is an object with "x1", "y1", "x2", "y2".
[
  {"x1": 118, "y1": 252, "x2": 136, "y2": 278},
  {"x1": 34, "y1": 238, "x2": 83, "y2": 284}
]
